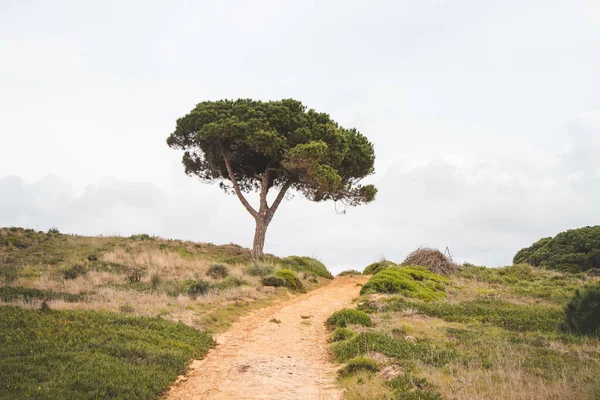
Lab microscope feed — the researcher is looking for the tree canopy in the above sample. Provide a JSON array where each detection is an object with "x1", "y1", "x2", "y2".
[
  {"x1": 167, "y1": 98, "x2": 377, "y2": 256},
  {"x1": 513, "y1": 226, "x2": 600, "y2": 273}
]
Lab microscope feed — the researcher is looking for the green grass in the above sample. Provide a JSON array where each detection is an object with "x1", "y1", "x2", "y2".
[
  {"x1": 378, "y1": 298, "x2": 563, "y2": 333},
  {"x1": 360, "y1": 266, "x2": 448, "y2": 301},
  {"x1": 338, "y1": 357, "x2": 379, "y2": 377},
  {"x1": 332, "y1": 331, "x2": 460, "y2": 366},
  {"x1": 326, "y1": 308, "x2": 373, "y2": 328},
  {"x1": 329, "y1": 327, "x2": 356, "y2": 342},
  {"x1": 363, "y1": 260, "x2": 396, "y2": 275},
  {"x1": 0, "y1": 286, "x2": 83, "y2": 303},
  {"x1": 0, "y1": 306, "x2": 215, "y2": 400},
  {"x1": 279, "y1": 256, "x2": 333, "y2": 279}
]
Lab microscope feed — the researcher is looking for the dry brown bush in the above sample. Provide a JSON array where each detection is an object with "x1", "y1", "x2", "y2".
[{"x1": 401, "y1": 247, "x2": 458, "y2": 275}]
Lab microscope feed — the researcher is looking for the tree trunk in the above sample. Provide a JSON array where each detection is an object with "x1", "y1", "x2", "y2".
[{"x1": 252, "y1": 217, "x2": 269, "y2": 258}]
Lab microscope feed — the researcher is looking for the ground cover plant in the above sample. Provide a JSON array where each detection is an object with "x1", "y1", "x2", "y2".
[
  {"x1": 0, "y1": 306, "x2": 215, "y2": 399},
  {"x1": 329, "y1": 262, "x2": 600, "y2": 399},
  {"x1": 360, "y1": 266, "x2": 449, "y2": 301}
]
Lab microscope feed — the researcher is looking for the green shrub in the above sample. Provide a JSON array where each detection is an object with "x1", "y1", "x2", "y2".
[
  {"x1": 274, "y1": 269, "x2": 304, "y2": 291},
  {"x1": 279, "y1": 256, "x2": 333, "y2": 279},
  {"x1": 563, "y1": 284, "x2": 600, "y2": 336},
  {"x1": 0, "y1": 287, "x2": 82, "y2": 303},
  {"x1": 513, "y1": 226, "x2": 600, "y2": 272},
  {"x1": 388, "y1": 373, "x2": 442, "y2": 400},
  {"x1": 261, "y1": 275, "x2": 287, "y2": 287},
  {"x1": 244, "y1": 262, "x2": 274, "y2": 277},
  {"x1": 381, "y1": 298, "x2": 563, "y2": 333},
  {"x1": 186, "y1": 280, "x2": 212, "y2": 298},
  {"x1": 206, "y1": 263, "x2": 229, "y2": 279},
  {"x1": 0, "y1": 306, "x2": 214, "y2": 399},
  {"x1": 213, "y1": 277, "x2": 249, "y2": 290},
  {"x1": 338, "y1": 356, "x2": 379, "y2": 376},
  {"x1": 338, "y1": 270, "x2": 362, "y2": 276},
  {"x1": 363, "y1": 260, "x2": 396, "y2": 275},
  {"x1": 61, "y1": 263, "x2": 87, "y2": 280},
  {"x1": 332, "y1": 332, "x2": 459, "y2": 367},
  {"x1": 330, "y1": 327, "x2": 356, "y2": 342},
  {"x1": 360, "y1": 266, "x2": 448, "y2": 301},
  {"x1": 326, "y1": 308, "x2": 372, "y2": 328}
]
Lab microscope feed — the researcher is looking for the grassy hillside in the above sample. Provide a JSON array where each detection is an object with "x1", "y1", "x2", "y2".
[
  {"x1": 328, "y1": 263, "x2": 600, "y2": 400},
  {"x1": 0, "y1": 226, "x2": 332, "y2": 399}
]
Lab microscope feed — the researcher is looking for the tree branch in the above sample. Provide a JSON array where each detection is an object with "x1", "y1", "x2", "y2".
[
  {"x1": 223, "y1": 154, "x2": 258, "y2": 218},
  {"x1": 266, "y1": 180, "x2": 293, "y2": 221}
]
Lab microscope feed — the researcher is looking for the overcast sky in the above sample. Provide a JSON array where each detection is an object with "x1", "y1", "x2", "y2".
[{"x1": 1, "y1": 0, "x2": 599, "y2": 272}]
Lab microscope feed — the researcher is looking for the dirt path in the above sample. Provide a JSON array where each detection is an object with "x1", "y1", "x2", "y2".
[{"x1": 167, "y1": 275, "x2": 368, "y2": 400}]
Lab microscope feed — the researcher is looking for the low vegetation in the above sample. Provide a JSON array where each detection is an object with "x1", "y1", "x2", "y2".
[
  {"x1": 326, "y1": 308, "x2": 372, "y2": 328},
  {"x1": 363, "y1": 260, "x2": 396, "y2": 275},
  {"x1": 329, "y1": 260, "x2": 600, "y2": 399},
  {"x1": 360, "y1": 266, "x2": 449, "y2": 301},
  {"x1": 0, "y1": 306, "x2": 215, "y2": 399},
  {"x1": 513, "y1": 225, "x2": 600, "y2": 272},
  {"x1": 400, "y1": 247, "x2": 458, "y2": 275},
  {"x1": 0, "y1": 227, "x2": 331, "y2": 398}
]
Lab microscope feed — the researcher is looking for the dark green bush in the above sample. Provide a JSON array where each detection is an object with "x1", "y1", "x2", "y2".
[
  {"x1": 326, "y1": 308, "x2": 372, "y2": 328},
  {"x1": 338, "y1": 357, "x2": 379, "y2": 376},
  {"x1": 360, "y1": 266, "x2": 448, "y2": 301},
  {"x1": 330, "y1": 327, "x2": 356, "y2": 342},
  {"x1": 261, "y1": 275, "x2": 287, "y2": 287},
  {"x1": 513, "y1": 226, "x2": 600, "y2": 272},
  {"x1": 274, "y1": 269, "x2": 304, "y2": 291},
  {"x1": 150, "y1": 273, "x2": 161, "y2": 292},
  {"x1": 279, "y1": 256, "x2": 333, "y2": 279},
  {"x1": 206, "y1": 263, "x2": 229, "y2": 279},
  {"x1": 363, "y1": 260, "x2": 396, "y2": 275},
  {"x1": 0, "y1": 306, "x2": 214, "y2": 399},
  {"x1": 186, "y1": 280, "x2": 212, "y2": 298},
  {"x1": 61, "y1": 263, "x2": 88, "y2": 280},
  {"x1": 563, "y1": 284, "x2": 600, "y2": 336},
  {"x1": 244, "y1": 262, "x2": 274, "y2": 277}
]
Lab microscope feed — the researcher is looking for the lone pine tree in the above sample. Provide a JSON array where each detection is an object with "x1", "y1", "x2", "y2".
[{"x1": 167, "y1": 99, "x2": 377, "y2": 258}]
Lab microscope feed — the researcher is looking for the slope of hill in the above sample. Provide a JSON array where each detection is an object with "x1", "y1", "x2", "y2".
[
  {"x1": 0, "y1": 227, "x2": 332, "y2": 399},
  {"x1": 328, "y1": 263, "x2": 600, "y2": 400}
]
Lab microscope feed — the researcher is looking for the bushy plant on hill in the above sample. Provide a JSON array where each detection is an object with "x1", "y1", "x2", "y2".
[
  {"x1": 363, "y1": 260, "x2": 395, "y2": 275},
  {"x1": 274, "y1": 269, "x2": 304, "y2": 291},
  {"x1": 326, "y1": 308, "x2": 373, "y2": 328},
  {"x1": 563, "y1": 284, "x2": 600, "y2": 337},
  {"x1": 279, "y1": 256, "x2": 333, "y2": 279},
  {"x1": 206, "y1": 263, "x2": 229, "y2": 279},
  {"x1": 513, "y1": 226, "x2": 600, "y2": 272},
  {"x1": 360, "y1": 266, "x2": 448, "y2": 301}
]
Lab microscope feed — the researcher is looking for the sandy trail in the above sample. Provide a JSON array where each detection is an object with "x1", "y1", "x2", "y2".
[{"x1": 167, "y1": 275, "x2": 368, "y2": 400}]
